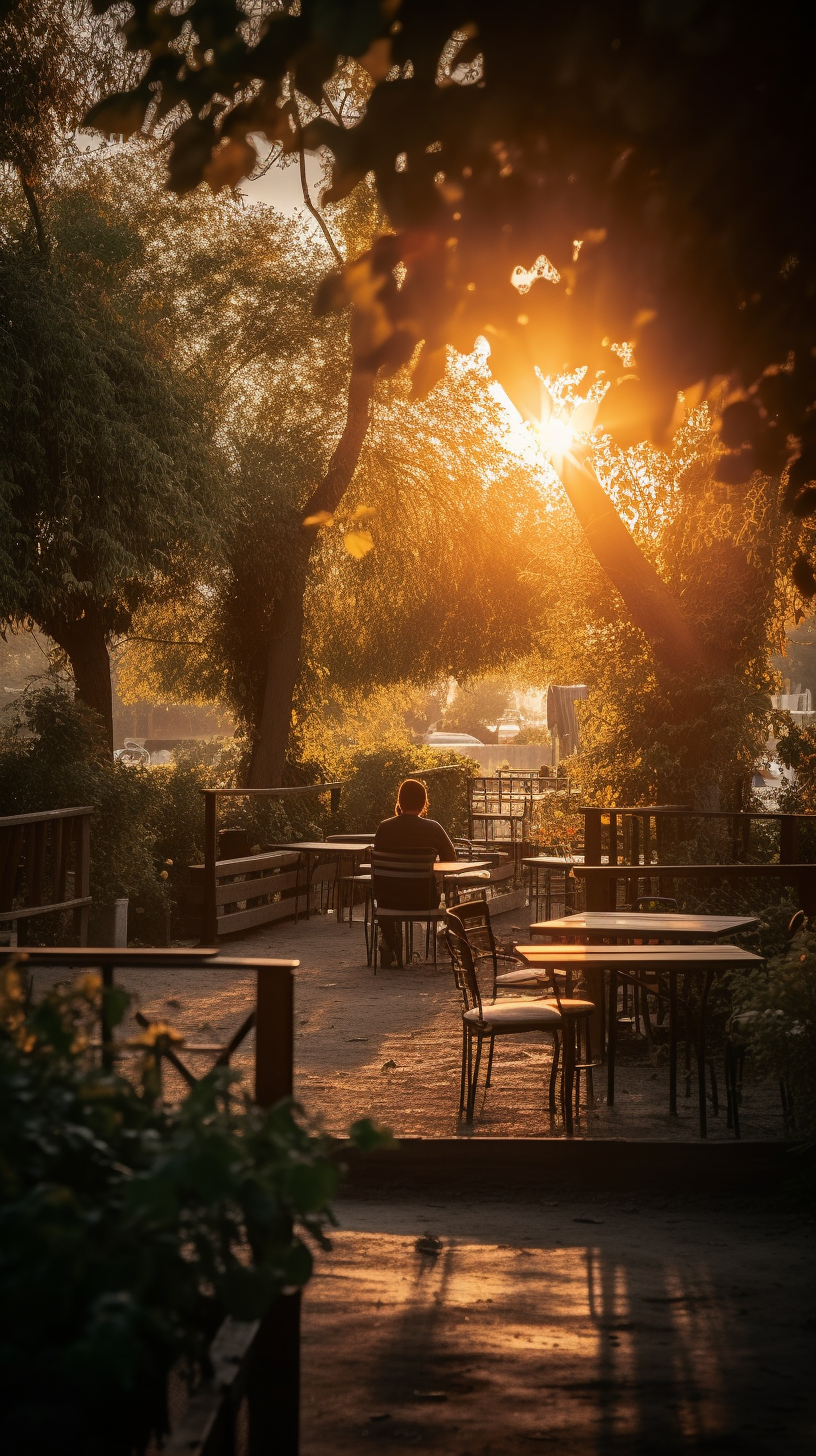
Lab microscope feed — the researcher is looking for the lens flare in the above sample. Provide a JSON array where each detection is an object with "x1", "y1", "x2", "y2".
[{"x1": 536, "y1": 415, "x2": 575, "y2": 457}]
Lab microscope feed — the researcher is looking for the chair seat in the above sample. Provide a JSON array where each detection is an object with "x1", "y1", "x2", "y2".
[
  {"x1": 541, "y1": 997, "x2": 595, "y2": 1016},
  {"x1": 464, "y1": 1001, "x2": 562, "y2": 1030},
  {"x1": 496, "y1": 968, "x2": 567, "y2": 988}
]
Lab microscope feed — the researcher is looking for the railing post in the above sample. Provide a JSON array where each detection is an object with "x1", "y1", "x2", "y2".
[
  {"x1": 779, "y1": 815, "x2": 797, "y2": 864},
  {"x1": 203, "y1": 790, "x2": 218, "y2": 946},
  {"x1": 73, "y1": 811, "x2": 90, "y2": 946},
  {"x1": 584, "y1": 808, "x2": 602, "y2": 865},
  {"x1": 255, "y1": 964, "x2": 294, "y2": 1108},
  {"x1": 252, "y1": 961, "x2": 298, "y2": 1456}
]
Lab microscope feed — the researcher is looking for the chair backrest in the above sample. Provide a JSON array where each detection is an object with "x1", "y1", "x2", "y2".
[
  {"x1": 370, "y1": 849, "x2": 437, "y2": 909},
  {"x1": 443, "y1": 925, "x2": 483, "y2": 1017},
  {"x1": 447, "y1": 898, "x2": 497, "y2": 967},
  {"x1": 632, "y1": 895, "x2": 678, "y2": 912}
]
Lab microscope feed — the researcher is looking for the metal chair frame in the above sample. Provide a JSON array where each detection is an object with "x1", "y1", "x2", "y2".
[
  {"x1": 445, "y1": 925, "x2": 565, "y2": 1125},
  {"x1": 370, "y1": 850, "x2": 446, "y2": 970}
]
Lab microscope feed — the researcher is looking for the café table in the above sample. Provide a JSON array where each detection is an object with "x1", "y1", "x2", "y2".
[
  {"x1": 433, "y1": 860, "x2": 492, "y2": 903},
  {"x1": 512, "y1": 942, "x2": 764, "y2": 1135},
  {"x1": 528, "y1": 910, "x2": 759, "y2": 942},
  {"x1": 275, "y1": 841, "x2": 374, "y2": 920}
]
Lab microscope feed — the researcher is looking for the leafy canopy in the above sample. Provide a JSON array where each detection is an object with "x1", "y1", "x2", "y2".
[{"x1": 86, "y1": 0, "x2": 816, "y2": 531}]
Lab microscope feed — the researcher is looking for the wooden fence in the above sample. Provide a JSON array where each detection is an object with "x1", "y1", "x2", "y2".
[
  {"x1": 0, "y1": 806, "x2": 92, "y2": 944},
  {"x1": 8, "y1": 945, "x2": 300, "y2": 1454},
  {"x1": 196, "y1": 785, "x2": 343, "y2": 944}
]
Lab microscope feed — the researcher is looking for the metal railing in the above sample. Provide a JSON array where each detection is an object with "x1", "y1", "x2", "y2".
[{"x1": 6, "y1": 945, "x2": 300, "y2": 1454}]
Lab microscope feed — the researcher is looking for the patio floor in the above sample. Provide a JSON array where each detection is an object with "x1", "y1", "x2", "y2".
[
  {"x1": 300, "y1": 1190, "x2": 816, "y2": 1453},
  {"x1": 91, "y1": 907, "x2": 790, "y2": 1142}
]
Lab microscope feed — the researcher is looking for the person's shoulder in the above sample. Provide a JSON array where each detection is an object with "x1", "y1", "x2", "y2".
[{"x1": 377, "y1": 816, "x2": 399, "y2": 828}]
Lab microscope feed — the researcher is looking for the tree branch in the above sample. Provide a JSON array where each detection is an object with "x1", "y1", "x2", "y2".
[
  {"x1": 555, "y1": 449, "x2": 717, "y2": 675},
  {"x1": 18, "y1": 172, "x2": 48, "y2": 258},
  {"x1": 303, "y1": 365, "x2": 375, "y2": 519},
  {"x1": 289, "y1": 79, "x2": 344, "y2": 267}
]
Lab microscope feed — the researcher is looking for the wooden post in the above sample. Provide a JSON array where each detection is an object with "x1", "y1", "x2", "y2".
[
  {"x1": 584, "y1": 808, "x2": 602, "y2": 865},
  {"x1": 73, "y1": 812, "x2": 91, "y2": 946},
  {"x1": 779, "y1": 815, "x2": 797, "y2": 865},
  {"x1": 203, "y1": 791, "x2": 218, "y2": 946},
  {"x1": 252, "y1": 959, "x2": 299, "y2": 1456},
  {"x1": 100, "y1": 961, "x2": 114, "y2": 1072},
  {"x1": 608, "y1": 812, "x2": 618, "y2": 866},
  {"x1": 330, "y1": 784, "x2": 340, "y2": 816},
  {"x1": 255, "y1": 963, "x2": 295, "y2": 1108}
]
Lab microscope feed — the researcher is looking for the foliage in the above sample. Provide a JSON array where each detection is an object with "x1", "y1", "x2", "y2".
[
  {"x1": 527, "y1": 408, "x2": 800, "y2": 807},
  {"x1": 0, "y1": 681, "x2": 170, "y2": 935},
  {"x1": 0, "y1": 177, "x2": 222, "y2": 664},
  {"x1": 88, "y1": 1, "x2": 816, "y2": 528},
  {"x1": 340, "y1": 742, "x2": 477, "y2": 838},
  {"x1": 0, "y1": 963, "x2": 384, "y2": 1454},
  {"x1": 732, "y1": 927, "x2": 816, "y2": 1151}
]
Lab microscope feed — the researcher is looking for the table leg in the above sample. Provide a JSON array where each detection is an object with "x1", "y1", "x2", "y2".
[
  {"x1": 698, "y1": 969, "x2": 714, "y2": 1138},
  {"x1": 607, "y1": 963, "x2": 617, "y2": 1105},
  {"x1": 669, "y1": 970, "x2": 678, "y2": 1116}
]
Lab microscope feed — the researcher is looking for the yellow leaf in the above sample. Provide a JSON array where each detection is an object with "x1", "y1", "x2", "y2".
[
  {"x1": 350, "y1": 504, "x2": 377, "y2": 522},
  {"x1": 344, "y1": 529, "x2": 374, "y2": 560},
  {"x1": 303, "y1": 510, "x2": 334, "y2": 529}
]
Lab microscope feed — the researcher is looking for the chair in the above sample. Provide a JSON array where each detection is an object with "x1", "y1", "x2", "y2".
[
  {"x1": 370, "y1": 850, "x2": 447, "y2": 969},
  {"x1": 446, "y1": 897, "x2": 529, "y2": 998},
  {"x1": 444, "y1": 925, "x2": 563, "y2": 1125}
]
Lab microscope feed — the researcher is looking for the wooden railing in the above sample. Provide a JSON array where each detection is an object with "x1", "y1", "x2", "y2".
[
  {"x1": 582, "y1": 805, "x2": 816, "y2": 869},
  {"x1": 0, "y1": 806, "x2": 92, "y2": 944},
  {"x1": 197, "y1": 785, "x2": 344, "y2": 944},
  {"x1": 7, "y1": 945, "x2": 300, "y2": 1454}
]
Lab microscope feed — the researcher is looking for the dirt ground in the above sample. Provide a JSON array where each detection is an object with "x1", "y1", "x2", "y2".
[
  {"x1": 300, "y1": 1192, "x2": 816, "y2": 1454},
  {"x1": 61, "y1": 905, "x2": 789, "y2": 1142}
]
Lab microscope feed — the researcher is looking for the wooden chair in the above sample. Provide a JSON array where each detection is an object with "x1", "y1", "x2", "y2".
[
  {"x1": 370, "y1": 850, "x2": 447, "y2": 969},
  {"x1": 445, "y1": 925, "x2": 564, "y2": 1126}
]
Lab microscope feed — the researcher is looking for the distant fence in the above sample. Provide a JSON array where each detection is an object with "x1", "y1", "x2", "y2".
[{"x1": 0, "y1": 807, "x2": 92, "y2": 945}]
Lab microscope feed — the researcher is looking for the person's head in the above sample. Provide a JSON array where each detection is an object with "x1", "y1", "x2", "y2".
[{"x1": 395, "y1": 778, "x2": 428, "y2": 817}]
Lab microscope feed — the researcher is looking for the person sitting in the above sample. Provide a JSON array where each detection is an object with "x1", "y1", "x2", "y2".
[{"x1": 373, "y1": 778, "x2": 457, "y2": 967}]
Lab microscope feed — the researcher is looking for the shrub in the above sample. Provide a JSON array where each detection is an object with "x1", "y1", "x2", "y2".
[
  {"x1": 0, "y1": 681, "x2": 169, "y2": 939},
  {"x1": 0, "y1": 963, "x2": 383, "y2": 1454},
  {"x1": 339, "y1": 741, "x2": 478, "y2": 837},
  {"x1": 732, "y1": 926, "x2": 816, "y2": 1151}
]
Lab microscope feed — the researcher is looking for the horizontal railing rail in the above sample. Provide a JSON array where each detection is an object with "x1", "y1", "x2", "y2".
[
  {"x1": 573, "y1": 861, "x2": 816, "y2": 914},
  {"x1": 582, "y1": 805, "x2": 816, "y2": 870}
]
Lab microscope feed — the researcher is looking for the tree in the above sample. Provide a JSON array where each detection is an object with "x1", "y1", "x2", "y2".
[
  {"x1": 120, "y1": 350, "x2": 547, "y2": 769},
  {"x1": 79, "y1": 0, "x2": 816, "y2": 796},
  {"x1": 86, "y1": 1, "x2": 816, "y2": 526},
  {"x1": 0, "y1": 174, "x2": 220, "y2": 748}
]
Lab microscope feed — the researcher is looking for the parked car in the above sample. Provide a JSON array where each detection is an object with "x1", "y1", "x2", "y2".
[{"x1": 421, "y1": 731, "x2": 484, "y2": 747}]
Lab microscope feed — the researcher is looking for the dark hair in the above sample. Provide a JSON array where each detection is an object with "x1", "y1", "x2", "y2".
[{"x1": 395, "y1": 778, "x2": 428, "y2": 816}]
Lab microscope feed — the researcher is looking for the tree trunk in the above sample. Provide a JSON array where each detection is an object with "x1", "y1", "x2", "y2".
[
  {"x1": 556, "y1": 451, "x2": 717, "y2": 675},
  {"x1": 45, "y1": 606, "x2": 114, "y2": 751},
  {"x1": 246, "y1": 366, "x2": 375, "y2": 787}
]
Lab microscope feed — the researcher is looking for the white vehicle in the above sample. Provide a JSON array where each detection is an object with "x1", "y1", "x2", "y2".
[{"x1": 422, "y1": 731, "x2": 484, "y2": 747}]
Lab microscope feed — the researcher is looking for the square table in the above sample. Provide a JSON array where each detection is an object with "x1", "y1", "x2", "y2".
[
  {"x1": 529, "y1": 911, "x2": 759, "y2": 942},
  {"x1": 513, "y1": 942, "x2": 764, "y2": 1135}
]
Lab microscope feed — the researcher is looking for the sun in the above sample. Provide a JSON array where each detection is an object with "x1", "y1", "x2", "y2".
[{"x1": 536, "y1": 415, "x2": 575, "y2": 457}]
